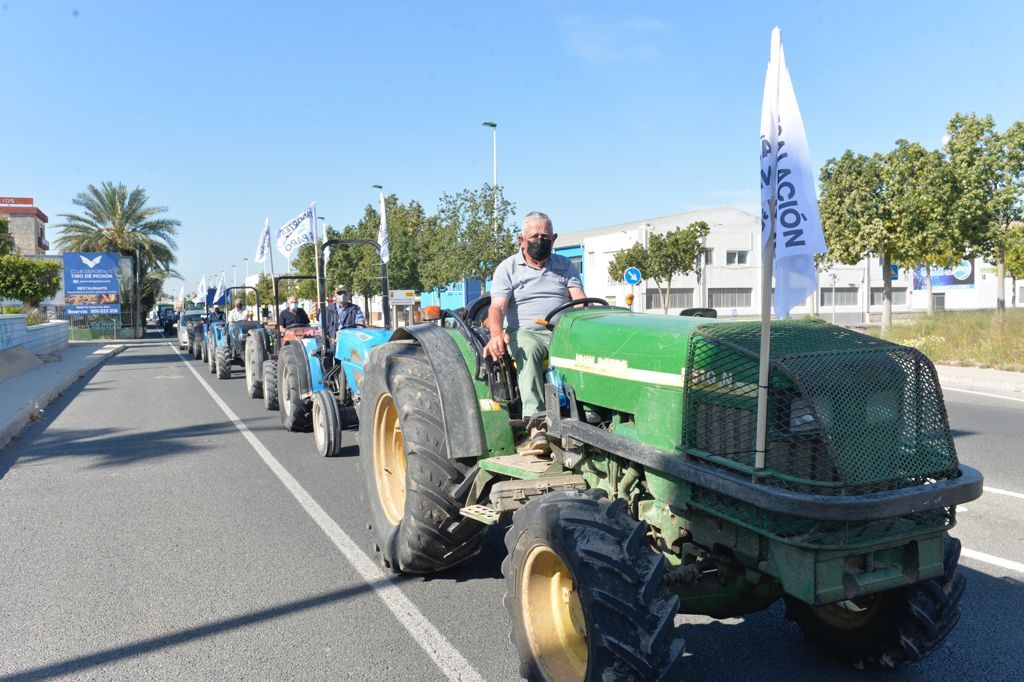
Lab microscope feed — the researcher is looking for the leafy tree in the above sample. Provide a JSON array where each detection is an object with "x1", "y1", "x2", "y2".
[
  {"x1": 0, "y1": 217, "x2": 13, "y2": 256},
  {"x1": 421, "y1": 184, "x2": 517, "y2": 290},
  {"x1": 606, "y1": 222, "x2": 709, "y2": 314},
  {"x1": 54, "y1": 182, "x2": 180, "y2": 328},
  {"x1": 0, "y1": 255, "x2": 62, "y2": 305},
  {"x1": 1004, "y1": 222, "x2": 1024, "y2": 305},
  {"x1": 945, "y1": 114, "x2": 1024, "y2": 311},
  {"x1": 819, "y1": 143, "x2": 955, "y2": 333}
]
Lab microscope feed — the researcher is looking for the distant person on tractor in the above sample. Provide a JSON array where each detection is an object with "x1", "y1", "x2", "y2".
[
  {"x1": 279, "y1": 295, "x2": 310, "y2": 330},
  {"x1": 228, "y1": 299, "x2": 247, "y2": 324},
  {"x1": 324, "y1": 286, "x2": 366, "y2": 340},
  {"x1": 208, "y1": 306, "x2": 226, "y2": 322},
  {"x1": 483, "y1": 211, "x2": 585, "y2": 452}
]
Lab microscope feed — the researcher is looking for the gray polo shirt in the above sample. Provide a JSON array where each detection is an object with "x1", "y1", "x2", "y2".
[{"x1": 490, "y1": 250, "x2": 583, "y2": 330}]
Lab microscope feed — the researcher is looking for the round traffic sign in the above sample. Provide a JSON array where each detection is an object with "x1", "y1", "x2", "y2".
[{"x1": 624, "y1": 267, "x2": 642, "y2": 285}]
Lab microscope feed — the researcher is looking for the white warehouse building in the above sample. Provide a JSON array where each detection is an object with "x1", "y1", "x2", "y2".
[{"x1": 557, "y1": 206, "x2": 1019, "y2": 322}]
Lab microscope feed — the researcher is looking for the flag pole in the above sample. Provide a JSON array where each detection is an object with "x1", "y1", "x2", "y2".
[
  {"x1": 754, "y1": 199, "x2": 775, "y2": 472},
  {"x1": 267, "y1": 218, "x2": 277, "y2": 323},
  {"x1": 754, "y1": 29, "x2": 783, "y2": 473},
  {"x1": 310, "y1": 202, "x2": 326, "y2": 332}
]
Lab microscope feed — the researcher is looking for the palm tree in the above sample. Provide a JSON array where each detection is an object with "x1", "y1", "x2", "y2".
[{"x1": 54, "y1": 182, "x2": 181, "y2": 334}]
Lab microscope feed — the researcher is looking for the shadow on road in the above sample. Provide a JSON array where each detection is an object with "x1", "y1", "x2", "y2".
[
  {"x1": 0, "y1": 580, "x2": 385, "y2": 681},
  {"x1": 677, "y1": 564, "x2": 1023, "y2": 680}
]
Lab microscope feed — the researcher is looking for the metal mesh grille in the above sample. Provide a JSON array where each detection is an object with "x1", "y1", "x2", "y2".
[{"x1": 683, "y1": 320, "x2": 960, "y2": 496}]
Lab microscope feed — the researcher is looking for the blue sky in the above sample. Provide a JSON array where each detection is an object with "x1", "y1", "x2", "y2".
[{"x1": 3, "y1": 1, "x2": 1023, "y2": 291}]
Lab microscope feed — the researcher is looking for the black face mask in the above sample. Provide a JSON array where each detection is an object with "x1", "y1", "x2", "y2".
[{"x1": 526, "y1": 237, "x2": 553, "y2": 261}]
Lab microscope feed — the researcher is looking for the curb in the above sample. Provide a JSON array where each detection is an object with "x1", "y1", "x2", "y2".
[
  {"x1": 0, "y1": 344, "x2": 126, "y2": 452},
  {"x1": 935, "y1": 368, "x2": 1024, "y2": 396}
]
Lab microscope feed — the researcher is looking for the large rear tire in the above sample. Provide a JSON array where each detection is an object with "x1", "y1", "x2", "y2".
[
  {"x1": 503, "y1": 491, "x2": 685, "y2": 682},
  {"x1": 279, "y1": 344, "x2": 311, "y2": 432},
  {"x1": 359, "y1": 341, "x2": 485, "y2": 574},
  {"x1": 262, "y1": 360, "x2": 279, "y2": 411},
  {"x1": 312, "y1": 389, "x2": 343, "y2": 457},
  {"x1": 193, "y1": 336, "x2": 202, "y2": 361},
  {"x1": 245, "y1": 330, "x2": 265, "y2": 398},
  {"x1": 216, "y1": 346, "x2": 231, "y2": 379},
  {"x1": 784, "y1": 533, "x2": 966, "y2": 669}
]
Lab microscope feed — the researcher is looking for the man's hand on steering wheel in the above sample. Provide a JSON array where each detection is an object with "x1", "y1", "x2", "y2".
[{"x1": 483, "y1": 329, "x2": 511, "y2": 360}]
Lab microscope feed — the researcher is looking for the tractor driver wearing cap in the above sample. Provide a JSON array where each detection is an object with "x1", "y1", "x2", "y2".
[{"x1": 483, "y1": 211, "x2": 585, "y2": 451}]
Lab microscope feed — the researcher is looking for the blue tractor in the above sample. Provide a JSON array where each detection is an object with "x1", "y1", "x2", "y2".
[
  {"x1": 308, "y1": 326, "x2": 393, "y2": 456},
  {"x1": 206, "y1": 286, "x2": 262, "y2": 380}
]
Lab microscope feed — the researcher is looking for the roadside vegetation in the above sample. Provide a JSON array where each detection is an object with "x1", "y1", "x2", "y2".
[{"x1": 882, "y1": 309, "x2": 1024, "y2": 371}]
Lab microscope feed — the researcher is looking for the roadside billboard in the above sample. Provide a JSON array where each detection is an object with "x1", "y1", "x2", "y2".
[
  {"x1": 62, "y1": 252, "x2": 122, "y2": 315},
  {"x1": 912, "y1": 260, "x2": 975, "y2": 290}
]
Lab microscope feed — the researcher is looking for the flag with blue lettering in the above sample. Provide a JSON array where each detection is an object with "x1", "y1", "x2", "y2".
[
  {"x1": 378, "y1": 191, "x2": 390, "y2": 264},
  {"x1": 255, "y1": 217, "x2": 272, "y2": 264},
  {"x1": 759, "y1": 27, "x2": 826, "y2": 318},
  {"x1": 276, "y1": 204, "x2": 315, "y2": 260}
]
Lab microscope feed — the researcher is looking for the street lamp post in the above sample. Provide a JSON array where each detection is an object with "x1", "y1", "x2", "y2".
[
  {"x1": 482, "y1": 121, "x2": 497, "y2": 228},
  {"x1": 830, "y1": 273, "x2": 838, "y2": 324},
  {"x1": 232, "y1": 264, "x2": 237, "y2": 287},
  {"x1": 243, "y1": 258, "x2": 248, "y2": 282}
]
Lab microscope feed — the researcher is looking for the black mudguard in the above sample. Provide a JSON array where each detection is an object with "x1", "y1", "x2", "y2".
[{"x1": 388, "y1": 323, "x2": 487, "y2": 461}]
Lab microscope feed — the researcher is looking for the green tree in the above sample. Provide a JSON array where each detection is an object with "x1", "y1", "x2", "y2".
[
  {"x1": 1004, "y1": 222, "x2": 1024, "y2": 306},
  {"x1": 0, "y1": 217, "x2": 13, "y2": 256},
  {"x1": 606, "y1": 222, "x2": 709, "y2": 314},
  {"x1": 421, "y1": 184, "x2": 517, "y2": 291},
  {"x1": 54, "y1": 182, "x2": 180, "y2": 330},
  {"x1": 945, "y1": 114, "x2": 1024, "y2": 311},
  {"x1": 819, "y1": 143, "x2": 955, "y2": 333},
  {"x1": 0, "y1": 255, "x2": 62, "y2": 305}
]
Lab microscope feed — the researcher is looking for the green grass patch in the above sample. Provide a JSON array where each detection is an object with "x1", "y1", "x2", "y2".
[{"x1": 879, "y1": 309, "x2": 1024, "y2": 371}]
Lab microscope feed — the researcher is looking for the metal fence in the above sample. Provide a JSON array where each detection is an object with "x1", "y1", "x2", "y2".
[{"x1": 42, "y1": 305, "x2": 141, "y2": 340}]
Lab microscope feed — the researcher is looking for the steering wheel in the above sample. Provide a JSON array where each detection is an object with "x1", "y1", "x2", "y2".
[
  {"x1": 543, "y1": 297, "x2": 609, "y2": 327},
  {"x1": 285, "y1": 323, "x2": 309, "y2": 330}
]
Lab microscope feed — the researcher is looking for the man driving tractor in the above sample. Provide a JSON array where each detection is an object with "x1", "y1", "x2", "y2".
[{"x1": 483, "y1": 211, "x2": 586, "y2": 452}]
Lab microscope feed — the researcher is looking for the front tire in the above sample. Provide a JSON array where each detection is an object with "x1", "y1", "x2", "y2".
[
  {"x1": 208, "y1": 339, "x2": 217, "y2": 375},
  {"x1": 503, "y1": 491, "x2": 685, "y2": 682},
  {"x1": 359, "y1": 341, "x2": 484, "y2": 574},
  {"x1": 262, "y1": 360, "x2": 279, "y2": 411},
  {"x1": 245, "y1": 330, "x2": 265, "y2": 398},
  {"x1": 312, "y1": 389, "x2": 343, "y2": 457},
  {"x1": 784, "y1": 533, "x2": 966, "y2": 669},
  {"x1": 278, "y1": 344, "x2": 311, "y2": 431}
]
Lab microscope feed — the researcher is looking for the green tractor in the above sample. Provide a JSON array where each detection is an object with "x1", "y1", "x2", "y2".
[{"x1": 358, "y1": 298, "x2": 982, "y2": 680}]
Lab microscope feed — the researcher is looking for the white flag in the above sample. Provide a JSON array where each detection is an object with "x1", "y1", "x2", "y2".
[
  {"x1": 322, "y1": 244, "x2": 331, "y2": 268},
  {"x1": 255, "y1": 217, "x2": 271, "y2": 264},
  {"x1": 213, "y1": 271, "x2": 227, "y2": 305},
  {"x1": 378, "y1": 191, "x2": 390, "y2": 264},
  {"x1": 193, "y1": 274, "x2": 207, "y2": 303},
  {"x1": 177, "y1": 283, "x2": 184, "y2": 304},
  {"x1": 276, "y1": 203, "x2": 315, "y2": 260},
  {"x1": 759, "y1": 27, "x2": 826, "y2": 319}
]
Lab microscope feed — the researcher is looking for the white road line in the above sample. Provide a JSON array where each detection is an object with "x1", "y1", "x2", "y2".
[
  {"x1": 985, "y1": 487, "x2": 1024, "y2": 500},
  {"x1": 167, "y1": 342, "x2": 483, "y2": 682},
  {"x1": 961, "y1": 548, "x2": 1024, "y2": 575},
  {"x1": 944, "y1": 386, "x2": 1024, "y2": 404}
]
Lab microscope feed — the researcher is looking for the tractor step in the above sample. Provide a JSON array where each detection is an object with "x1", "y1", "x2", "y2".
[
  {"x1": 479, "y1": 453, "x2": 560, "y2": 479},
  {"x1": 459, "y1": 505, "x2": 502, "y2": 525}
]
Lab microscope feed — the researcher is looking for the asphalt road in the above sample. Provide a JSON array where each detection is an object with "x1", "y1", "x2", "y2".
[{"x1": 0, "y1": 331, "x2": 1021, "y2": 681}]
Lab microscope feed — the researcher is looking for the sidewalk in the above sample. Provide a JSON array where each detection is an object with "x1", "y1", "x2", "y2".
[
  {"x1": 935, "y1": 364, "x2": 1024, "y2": 395},
  {"x1": 0, "y1": 341, "x2": 125, "y2": 451}
]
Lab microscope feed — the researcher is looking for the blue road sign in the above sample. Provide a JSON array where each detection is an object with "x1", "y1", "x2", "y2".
[{"x1": 624, "y1": 267, "x2": 642, "y2": 285}]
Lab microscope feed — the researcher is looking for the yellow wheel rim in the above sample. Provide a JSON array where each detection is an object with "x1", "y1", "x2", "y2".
[
  {"x1": 814, "y1": 595, "x2": 883, "y2": 630},
  {"x1": 522, "y1": 545, "x2": 588, "y2": 681},
  {"x1": 372, "y1": 393, "x2": 406, "y2": 525}
]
